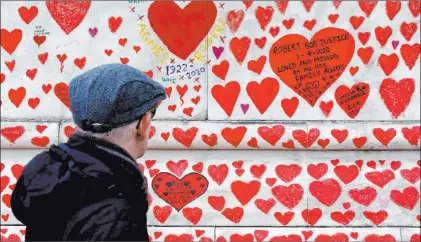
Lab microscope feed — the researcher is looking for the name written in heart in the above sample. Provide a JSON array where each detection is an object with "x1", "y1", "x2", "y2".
[
  {"x1": 165, "y1": 63, "x2": 206, "y2": 79},
  {"x1": 193, "y1": 17, "x2": 225, "y2": 63},
  {"x1": 138, "y1": 23, "x2": 171, "y2": 65},
  {"x1": 152, "y1": 172, "x2": 209, "y2": 211},
  {"x1": 269, "y1": 28, "x2": 355, "y2": 107},
  {"x1": 34, "y1": 26, "x2": 50, "y2": 36}
]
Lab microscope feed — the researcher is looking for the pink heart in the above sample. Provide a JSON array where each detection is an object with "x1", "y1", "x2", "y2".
[
  {"x1": 241, "y1": 104, "x2": 249, "y2": 114},
  {"x1": 212, "y1": 46, "x2": 224, "y2": 59},
  {"x1": 89, "y1": 27, "x2": 98, "y2": 38},
  {"x1": 378, "y1": 195, "x2": 390, "y2": 209},
  {"x1": 391, "y1": 40, "x2": 399, "y2": 50}
]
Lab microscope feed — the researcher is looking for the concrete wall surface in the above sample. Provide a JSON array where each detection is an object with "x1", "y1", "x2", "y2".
[{"x1": 1, "y1": 1, "x2": 420, "y2": 241}]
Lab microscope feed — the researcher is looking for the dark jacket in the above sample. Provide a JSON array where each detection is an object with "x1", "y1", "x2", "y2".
[{"x1": 11, "y1": 133, "x2": 150, "y2": 241}]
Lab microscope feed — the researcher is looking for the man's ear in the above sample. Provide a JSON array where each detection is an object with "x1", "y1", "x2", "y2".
[{"x1": 137, "y1": 112, "x2": 151, "y2": 140}]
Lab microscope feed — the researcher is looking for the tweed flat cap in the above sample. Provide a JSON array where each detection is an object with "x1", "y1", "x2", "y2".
[{"x1": 69, "y1": 63, "x2": 166, "y2": 133}]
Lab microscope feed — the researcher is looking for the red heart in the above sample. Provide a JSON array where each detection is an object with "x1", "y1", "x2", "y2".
[
  {"x1": 349, "y1": 186, "x2": 377, "y2": 206},
  {"x1": 282, "y1": 18, "x2": 295, "y2": 29},
  {"x1": 358, "y1": 32, "x2": 370, "y2": 45},
  {"x1": 331, "y1": 159, "x2": 340, "y2": 166},
  {"x1": 166, "y1": 160, "x2": 188, "y2": 177},
  {"x1": 222, "y1": 207, "x2": 244, "y2": 223},
  {"x1": 309, "y1": 178, "x2": 342, "y2": 206},
  {"x1": 0, "y1": 176, "x2": 9, "y2": 193},
  {"x1": 248, "y1": 138, "x2": 259, "y2": 148},
  {"x1": 149, "y1": 1, "x2": 216, "y2": 59},
  {"x1": 355, "y1": 159, "x2": 364, "y2": 169},
  {"x1": 54, "y1": 82, "x2": 71, "y2": 110},
  {"x1": 269, "y1": 26, "x2": 280, "y2": 37},
  {"x1": 328, "y1": 14, "x2": 339, "y2": 24},
  {"x1": 255, "y1": 198, "x2": 276, "y2": 214},
  {"x1": 334, "y1": 165, "x2": 359, "y2": 184},
  {"x1": 208, "y1": 164, "x2": 228, "y2": 185},
  {"x1": 5, "y1": 60, "x2": 15, "y2": 72},
  {"x1": 120, "y1": 57, "x2": 129, "y2": 65},
  {"x1": 331, "y1": 210, "x2": 355, "y2": 225},
  {"x1": 35, "y1": 125, "x2": 47, "y2": 134},
  {"x1": 232, "y1": 160, "x2": 244, "y2": 169},
  {"x1": 302, "y1": 0, "x2": 315, "y2": 12},
  {"x1": 365, "y1": 234, "x2": 396, "y2": 242},
  {"x1": 275, "y1": 1, "x2": 289, "y2": 14},
  {"x1": 0, "y1": 29, "x2": 23, "y2": 55},
  {"x1": 195, "y1": 230, "x2": 205, "y2": 238},
  {"x1": 390, "y1": 186, "x2": 419, "y2": 210},
  {"x1": 307, "y1": 163, "x2": 328, "y2": 179},
  {"x1": 349, "y1": 66, "x2": 359, "y2": 76},
  {"x1": 255, "y1": 6, "x2": 274, "y2": 30},
  {"x1": 250, "y1": 164, "x2": 266, "y2": 179},
  {"x1": 74, "y1": 57, "x2": 86, "y2": 69},
  {"x1": 9, "y1": 87, "x2": 25, "y2": 106},
  {"x1": 319, "y1": 100, "x2": 333, "y2": 117},
  {"x1": 28, "y1": 98, "x2": 40, "y2": 109},
  {"x1": 56, "y1": 53, "x2": 67, "y2": 64},
  {"x1": 46, "y1": 1, "x2": 91, "y2": 34},
  {"x1": 282, "y1": 139, "x2": 295, "y2": 149},
  {"x1": 358, "y1": 46, "x2": 374, "y2": 64},
  {"x1": 386, "y1": 0, "x2": 401, "y2": 20},
  {"x1": 317, "y1": 139, "x2": 330, "y2": 149},
  {"x1": 359, "y1": 0, "x2": 378, "y2": 17},
  {"x1": 64, "y1": 125, "x2": 75, "y2": 138},
  {"x1": 379, "y1": 53, "x2": 399, "y2": 76},
  {"x1": 1, "y1": 126, "x2": 25, "y2": 144},
  {"x1": 257, "y1": 125, "x2": 285, "y2": 146},
  {"x1": 400, "y1": 22, "x2": 417, "y2": 41},
  {"x1": 201, "y1": 134, "x2": 218, "y2": 147},
  {"x1": 292, "y1": 128, "x2": 320, "y2": 148},
  {"x1": 315, "y1": 233, "x2": 349, "y2": 242},
  {"x1": 281, "y1": 97, "x2": 299, "y2": 117},
  {"x1": 302, "y1": 208, "x2": 322, "y2": 226},
  {"x1": 0, "y1": 163, "x2": 4, "y2": 172},
  {"x1": 172, "y1": 127, "x2": 198, "y2": 148},
  {"x1": 118, "y1": 38, "x2": 127, "y2": 47},
  {"x1": 350, "y1": 232, "x2": 359, "y2": 240},
  {"x1": 353, "y1": 136, "x2": 367, "y2": 148},
  {"x1": 254, "y1": 230, "x2": 269, "y2": 242},
  {"x1": 303, "y1": 19, "x2": 317, "y2": 30},
  {"x1": 231, "y1": 180, "x2": 261, "y2": 206},
  {"x1": 133, "y1": 45, "x2": 141, "y2": 53},
  {"x1": 247, "y1": 56, "x2": 266, "y2": 75},
  {"x1": 26, "y1": 68, "x2": 37, "y2": 80},
  {"x1": 401, "y1": 43, "x2": 421, "y2": 70},
  {"x1": 269, "y1": 28, "x2": 355, "y2": 107},
  {"x1": 31, "y1": 136, "x2": 50, "y2": 147},
  {"x1": 380, "y1": 78, "x2": 415, "y2": 119},
  {"x1": 411, "y1": 234, "x2": 421, "y2": 242},
  {"x1": 365, "y1": 170, "x2": 395, "y2": 188},
  {"x1": 375, "y1": 26, "x2": 392, "y2": 47},
  {"x1": 271, "y1": 235, "x2": 302, "y2": 242},
  {"x1": 302, "y1": 230, "x2": 313, "y2": 241},
  {"x1": 164, "y1": 234, "x2": 193, "y2": 242},
  {"x1": 230, "y1": 234, "x2": 253, "y2": 242},
  {"x1": 331, "y1": 129, "x2": 348, "y2": 143},
  {"x1": 349, "y1": 16, "x2": 365, "y2": 29},
  {"x1": 152, "y1": 173, "x2": 208, "y2": 211},
  {"x1": 208, "y1": 196, "x2": 225, "y2": 211},
  {"x1": 182, "y1": 207, "x2": 202, "y2": 225},
  {"x1": 265, "y1": 178, "x2": 277, "y2": 187},
  {"x1": 335, "y1": 82, "x2": 370, "y2": 119},
  {"x1": 33, "y1": 35, "x2": 46, "y2": 47},
  {"x1": 221, "y1": 126, "x2": 247, "y2": 147},
  {"x1": 254, "y1": 37, "x2": 267, "y2": 49},
  {"x1": 400, "y1": 167, "x2": 420, "y2": 184},
  {"x1": 212, "y1": 60, "x2": 229, "y2": 80},
  {"x1": 373, "y1": 128, "x2": 397, "y2": 146},
  {"x1": 235, "y1": 168, "x2": 245, "y2": 177},
  {"x1": 211, "y1": 81, "x2": 241, "y2": 117},
  {"x1": 38, "y1": 52, "x2": 48, "y2": 65},
  {"x1": 108, "y1": 16, "x2": 122, "y2": 33},
  {"x1": 2, "y1": 194, "x2": 11, "y2": 208},
  {"x1": 271, "y1": 184, "x2": 304, "y2": 209},
  {"x1": 230, "y1": 37, "x2": 251, "y2": 64},
  {"x1": 363, "y1": 210, "x2": 388, "y2": 225},
  {"x1": 275, "y1": 164, "x2": 302, "y2": 183},
  {"x1": 274, "y1": 212, "x2": 294, "y2": 225},
  {"x1": 19, "y1": 6, "x2": 38, "y2": 24},
  {"x1": 408, "y1": 0, "x2": 421, "y2": 17},
  {"x1": 402, "y1": 126, "x2": 420, "y2": 146},
  {"x1": 227, "y1": 10, "x2": 245, "y2": 34}
]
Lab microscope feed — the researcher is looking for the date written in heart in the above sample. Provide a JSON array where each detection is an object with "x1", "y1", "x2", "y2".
[
  {"x1": 152, "y1": 172, "x2": 209, "y2": 211},
  {"x1": 269, "y1": 28, "x2": 355, "y2": 107}
]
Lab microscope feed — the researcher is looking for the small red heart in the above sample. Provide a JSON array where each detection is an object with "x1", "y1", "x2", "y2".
[
  {"x1": 350, "y1": 232, "x2": 359, "y2": 240},
  {"x1": 235, "y1": 168, "x2": 245, "y2": 177},
  {"x1": 133, "y1": 45, "x2": 141, "y2": 53},
  {"x1": 331, "y1": 159, "x2": 340, "y2": 166},
  {"x1": 145, "y1": 160, "x2": 156, "y2": 169},
  {"x1": 118, "y1": 37, "x2": 127, "y2": 47},
  {"x1": 36, "y1": 125, "x2": 47, "y2": 134},
  {"x1": 265, "y1": 178, "x2": 277, "y2": 187},
  {"x1": 343, "y1": 202, "x2": 351, "y2": 209},
  {"x1": 303, "y1": 19, "x2": 316, "y2": 30},
  {"x1": 232, "y1": 160, "x2": 244, "y2": 169},
  {"x1": 104, "y1": 49, "x2": 113, "y2": 56},
  {"x1": 367, "y1": 160, "x2": 376, "y2": 169},
  {"x1": 390, "y1": 160, "x2": 401, "y2": 171},
  {"x1": 349, "y1": 66, "x2": 359, "y2": 76},
  {"x1": 355, "y1": 160, "x2": 363, "y2": 169},
  {"x1": 269, "y1": 26, "x2": 280, "y2": 37},
  {"x1": 282, "y1": 18, "x2": 295, "y2": 29},
  {"x1": 282, "y1": 139, "x2": 295, "y2": 149},
  {"x1": 192, "y1": 162, "x2": 204, "y2": 173},
  {"x1": 328, "y1": 14, "x2": 339, "y2": 23}
]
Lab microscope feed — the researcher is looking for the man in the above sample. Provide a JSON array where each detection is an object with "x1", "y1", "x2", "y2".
[{"x1": 11, "y1": 64, "x2": 166, "y2": 241}]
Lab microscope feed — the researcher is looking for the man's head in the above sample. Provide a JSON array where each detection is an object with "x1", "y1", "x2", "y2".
[{"x1": 68, "y1": 63, "x2": 166, "y2": 159}]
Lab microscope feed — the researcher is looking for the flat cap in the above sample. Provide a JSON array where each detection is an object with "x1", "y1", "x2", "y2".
[{"x1": 69, "y1": 63, "x2": 166, "y2": 133}]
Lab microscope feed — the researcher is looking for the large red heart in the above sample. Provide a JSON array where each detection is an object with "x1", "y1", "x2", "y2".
[
  {"x1": 379, "y1": 78, "x2": 415, "y2": 119},
  {"x1": 0, "y1": 29, "x2": 22, "y2": 55},
  {"x1": 152, "y1": 172, "x2": 208, "y2": 211},
  {"x1": 390, "y1": 186, "x2": 419, "y2": 210},
  {"x1": 46, "y1": 1, "x2": 91, "y2": 34},
  {"x1": 231, "y1": 180, "x2": 261, "y2": 206},
  {"x1": 309, "y1": 178, "x2": 342, "y2": 206},
  {"x1": 54, "y1": 82, "x2": 71, "y2": 110},
  {"x1": 269, "y1": 27, "x2": 355, "y2": 106},
  {"x1": 1, "y1": 126, "x2": 25, "y2": 144},
  {"x1": 148, "y1": 1, "x2": 217, "y2": 60}
]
